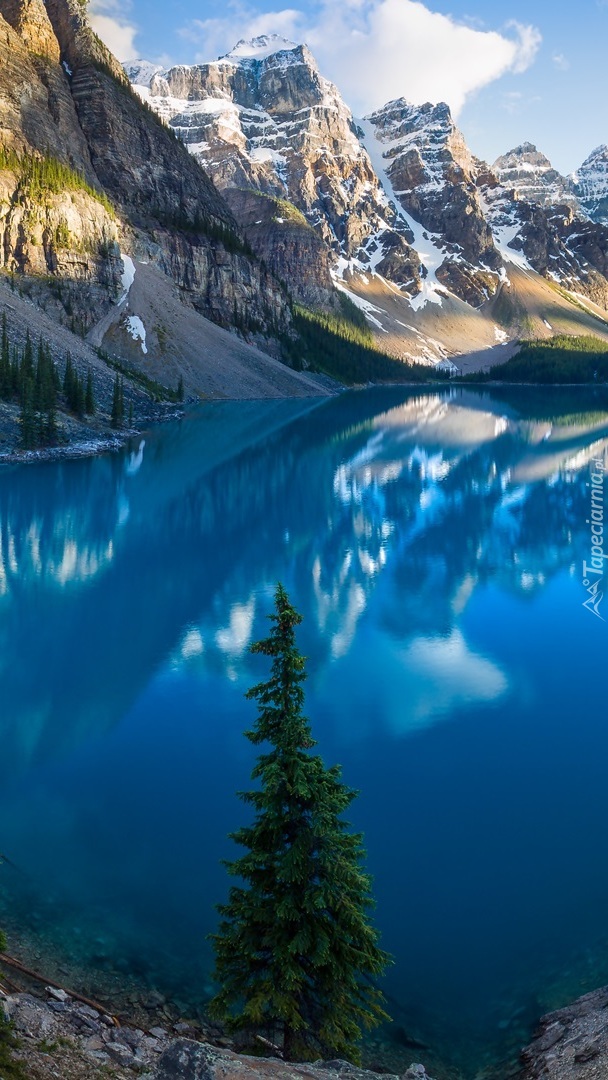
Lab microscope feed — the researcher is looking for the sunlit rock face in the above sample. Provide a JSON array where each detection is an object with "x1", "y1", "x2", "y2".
[
  {"x1": 127, "y1": 38, "x2": 608, "y2": 322},
  {"x1": 127, "y1": 37, "x2": 422, "y2": 304},
  {"x1": 0, "y1": 2, "x2": 290, "y2": 341}
]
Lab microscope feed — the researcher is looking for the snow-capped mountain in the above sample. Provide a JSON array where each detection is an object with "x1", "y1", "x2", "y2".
[
  {"x1": 492, "y1": 143, "x2": 579, "y2": 211},
  {"x1": 126, "y1": 35, "x2": 608, "y2": 361},
  {"x1": 360, "y1": 99, "x2": 502, "y2": 307},
  {"x1": 131, "y1": 36, "x2": 386, "y2": 254},
  {"x1": 572, "y1": 146, "x2": 608, "y2": 225}
]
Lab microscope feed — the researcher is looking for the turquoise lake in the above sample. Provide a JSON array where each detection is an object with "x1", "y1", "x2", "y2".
[{"x1": 1, "y1": 385, "x2": 608, "y2": 1077}]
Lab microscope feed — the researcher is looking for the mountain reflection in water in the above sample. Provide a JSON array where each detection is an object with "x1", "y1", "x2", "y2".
[{"x1": 1, "y1": 386, "x2": 607, "y2": 1075}]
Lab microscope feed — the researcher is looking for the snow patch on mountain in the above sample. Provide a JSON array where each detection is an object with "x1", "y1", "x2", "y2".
[
  {"x1": 356, "y1": 117, "x2": 446, "y2": 309},
  {"x1": 123, "y1": 60, "x2": 164, "y2": 89},
  {"x1": 478, "y1": 188, "x2": 532, "y2": 275},
  {"x1": 119, "y1": 254, "x2": 136, "y2": 305},
  {"x1": 125, "y1": 315, "x2": 148, "y2": 353}
]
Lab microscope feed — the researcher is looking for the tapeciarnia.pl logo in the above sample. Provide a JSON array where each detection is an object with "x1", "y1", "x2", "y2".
[{"x1": 582, "y1": 458, "x2": 606, "y2": 620}]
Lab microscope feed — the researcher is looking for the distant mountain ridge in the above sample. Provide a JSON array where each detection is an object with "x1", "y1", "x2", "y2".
[
  {"x1": 126, "y1": 37, "x2": 608, "y2": 363},
  {"x1": 492, "y1": 141, "x2": 608, "y2": 227}
]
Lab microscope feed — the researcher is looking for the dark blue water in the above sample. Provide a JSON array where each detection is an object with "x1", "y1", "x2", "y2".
[{"x1": 2, "y1": 386, "x2": 608, "y2": 1076}]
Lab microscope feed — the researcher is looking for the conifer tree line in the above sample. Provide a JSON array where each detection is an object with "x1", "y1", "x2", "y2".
[
  {"x1": 0, "y1": 146, "x2": 114, "y2": 216},
  {"x1": 110, "y1": 374, "x2": 125, "y2": 428},
  {"x1": 0, "y1": 314, "x2": 96, "y2": 448}
]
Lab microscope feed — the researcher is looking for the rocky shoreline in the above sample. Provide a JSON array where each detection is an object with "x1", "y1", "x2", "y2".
[
  {"x1": 519, "y1": 987, "x2": 608, "y2": 1079},
  {"x1": 2, "y1": 986, "x2": 437, "y2": 1080},
  {"x1": 4, "y1": 973, "x2": 608, "y2": 1080}
]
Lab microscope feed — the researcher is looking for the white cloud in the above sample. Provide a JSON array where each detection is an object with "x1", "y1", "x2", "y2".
[
  {"x1": 180, "y1": 3, "x2": 305, "y2": 62},
  {"x1": 552, "y1": 53, "x2": 570, "y2": 71},
  {"x1": 89, "y1": 0, "x2": 140, "y2": 62},
  {"x1": 179, "y1": 0, "x2": 541, "y2": 117}
]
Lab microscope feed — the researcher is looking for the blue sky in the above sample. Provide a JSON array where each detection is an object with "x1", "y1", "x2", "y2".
[{"x1": 90, "y1": 0, "x2": 608, "y2": 174}]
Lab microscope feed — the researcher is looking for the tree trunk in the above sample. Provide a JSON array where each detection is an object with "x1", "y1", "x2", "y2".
[{"x1": 283, "y1": 1024, "x2": 296, "y2": 1061}]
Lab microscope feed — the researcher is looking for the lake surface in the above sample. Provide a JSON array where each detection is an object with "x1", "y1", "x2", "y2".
[{"x1": 1, "y1": 385, "x2": 608, "y2": 1077}]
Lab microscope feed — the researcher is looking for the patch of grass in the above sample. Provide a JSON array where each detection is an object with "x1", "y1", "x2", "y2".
[
  {"x1": 271, "y1": 197, "x2": 309, "y2": 227},
  {"x1": 545, "y1": 278, "x2": 608, "y2": 325},
  {"x1": 0, "y1": 1013, "x2": 27, "y2": 1079},
  {"x1": 97, "y1": 348, "x2": 184, "y2": 403}
]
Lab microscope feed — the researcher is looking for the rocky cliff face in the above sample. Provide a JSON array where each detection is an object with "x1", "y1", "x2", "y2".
[
  {"x1": 359, "y1": 100, "x2": 503, "y2": 307},
  {"x1": 520, "y1": 985, "x2": 608, "y2": 1079},
  {"x1": 3, "y1": 2, "x2": 608, "y2": 381},
  {"x1": 127, "y1": 35, "x2": 424, "y2": 304},
  {"x1": 572, "y1": 145, "x2": 608, "y2": 224},
  {"x1": 222, "y1": 188, "x2": 336, "y2": 308},
  {"x1": 0, "y1": 0, "x2": 122, "y2": 328},
  {"x1": 1, "y1": 0, "x2": 59, "y2": 60},
  {"x1": 492, "y1": 143, "x2": 579, "y2": 210},
  {"x1": 0, "y1": 0, "x2": 291, "y2": 353},
  {"x1": 480, "y1": 177, "x2": 608, "y2": 310}
]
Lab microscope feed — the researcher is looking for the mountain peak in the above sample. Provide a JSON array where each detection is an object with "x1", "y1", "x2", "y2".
[
  {"x1": 492, "y1": 143, "x2": 578, "y2": 210},
  {"x1": 123, "y1": 58, "x2": 164, "y2": 88},
  {"x1": 580, "y1": 144, "x2": 608, "y2": 167},
  {"x1": 221, "y1": 34, "x2": 300, "y2": 62}
]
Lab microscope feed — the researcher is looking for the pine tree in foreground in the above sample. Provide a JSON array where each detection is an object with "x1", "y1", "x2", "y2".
[{"x1": 209, "y1": 584, "x2": 391, "y2": 1063}]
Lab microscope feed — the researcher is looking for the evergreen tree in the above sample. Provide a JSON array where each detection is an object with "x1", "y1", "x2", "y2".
[
  {"x1": 85, "y1": 369, "x2": 95, "y2": 415},
  {"x1": 210, "y1": 585, "x2": 390, "y2": 1063},
  {"x1": 20, "y1": 331, "x2": 34, "y2": 393},
  {"x1": 110, "y1": 374, "x2": 124, "y2": 427},
  {"x1": 0, "y1": 313, "x2": 9, "y2": 399},
  {"x1": 19, "y1": 379, "x2": 36, "y2": 449},
  {"x1": 63, "y1": 352, "x2": 74, "y2": 399}
]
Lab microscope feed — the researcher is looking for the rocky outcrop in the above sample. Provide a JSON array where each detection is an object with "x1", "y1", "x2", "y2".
[
  {"x1": 43, "y1": 0, "x2": 126, "y2": 81},
  {"x1": 481, "y1": 181, "x2": 608, "y2": 310},
  {"x1": 223, "y1": 188, "x2": 337, "y2": 309},
  {"x1": 0, "y1": 0, "x2": 292, "y2": 351},
  {"x1": 2, "y1": 989, "x2": 436, "y2": 1080},
  {"x1": 0, "y1": 167, "x2": 120, "y2": 301},
  {"x1": 0, "y1": 0, "x2": 59, "y2": 60},
  {"x1": 572, "y1": 146, "x2": 608, "y2": 225},
  {"x1": 492, "y1": 143, "x2": 579, "y2": 211},
  {"x1": 0, "y1": 4, "x2": 94, "y2": 170},
  {"x1": 520, "y1": 986, "x2": 608, "y2": 1079},
  {"x1": 367, "y1": 101, "x2": 498, "y2": 265},
  {"x1": 146, "y1": 1044, "x2": 436, "y2": 1080}
]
